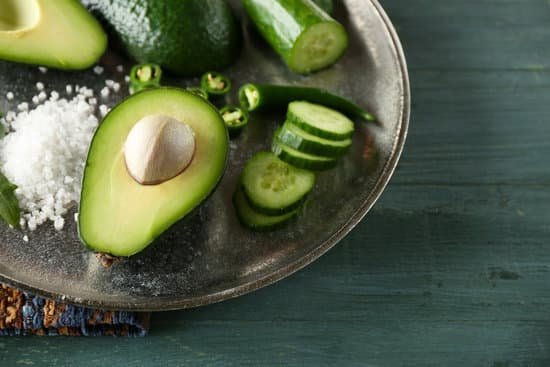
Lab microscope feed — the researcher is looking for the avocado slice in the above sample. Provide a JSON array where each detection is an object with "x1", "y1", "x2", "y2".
[
  {"x1": 84, "y1": 0, "x2": 241, "y2": 76},
  {"x1": 0, "y1": 0, "x2": 107, "y2": 70},
  {"x1": 78, "y1": 88, "x2": 229, "y2": 256}
]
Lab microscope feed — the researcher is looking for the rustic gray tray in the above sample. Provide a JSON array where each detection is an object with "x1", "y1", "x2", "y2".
[{"x1": 0, "y1": 0, "x2": 409, "y2": 311}]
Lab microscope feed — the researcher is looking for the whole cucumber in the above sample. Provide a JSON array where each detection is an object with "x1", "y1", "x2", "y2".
[{"x1": 243, "y1": 0, "x2": 348, "y2": 74}]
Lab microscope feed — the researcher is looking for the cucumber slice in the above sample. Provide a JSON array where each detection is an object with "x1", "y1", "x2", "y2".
[
  {"x1": 272, "y1": 139, "x2": 337, "y2": 171},
  {"x1": 243, "y1": 0, "x2": 348, "y2": 74},
  {"x1": 241, "y1": 151, "x2": 315, "y2": 215},
  {"x1": 287, "y1": 101, "x2": 355, "y2": 140},
  {"x1": 233, "y1": 188, "x2": 297, "y2": 231},
  {"x1": 276, "y1": 122, "x2": 352, "y2": 157},
  {"x1": 291, "y1": 21, "x2": 347, "y2": 74}
]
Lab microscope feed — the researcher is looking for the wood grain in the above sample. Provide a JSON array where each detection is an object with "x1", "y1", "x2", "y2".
[
  {"x1": 396, "y1": 70, "x2": 550, "y2": 185},
  {"x1": 384, "y1": 0, "x2": 550, "y2": 71},
  {"x1": 1, "y1": 188, "x2": 548, "y2": 365}
]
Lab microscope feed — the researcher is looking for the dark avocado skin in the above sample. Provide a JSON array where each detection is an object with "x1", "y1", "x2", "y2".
[{"x1": 84, "y1": 0, "x2": 242, "y2": 76}]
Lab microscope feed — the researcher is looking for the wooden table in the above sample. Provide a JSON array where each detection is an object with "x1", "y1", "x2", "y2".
[{"x1": 2, "y1": 0, "x2": 549, "y2": 365}]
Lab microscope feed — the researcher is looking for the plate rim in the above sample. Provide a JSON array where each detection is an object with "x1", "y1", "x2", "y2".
[{"x1": 0, "y1": 0, "x2": 410, "y2": 311}]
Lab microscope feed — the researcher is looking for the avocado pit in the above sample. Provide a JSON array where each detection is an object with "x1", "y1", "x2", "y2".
[{"x1": 124, "y1": 114, "x2": 196, "y2": 185}]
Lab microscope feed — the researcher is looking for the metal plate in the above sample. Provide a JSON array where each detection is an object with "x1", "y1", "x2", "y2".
[{"x1": 0, "y1": 0, "x2": 409, "y2": 311}]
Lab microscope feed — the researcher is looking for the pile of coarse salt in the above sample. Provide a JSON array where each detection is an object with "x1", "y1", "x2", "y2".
[
  {"x1": 0, "y1": 92, "x2": 98, "y2": 231},
  {"x1": 0, "y1": 65, "x2": 128, "y2": 233},
  {"x1": 0, "y1": 83, "x2": 112, "y2": 232}
]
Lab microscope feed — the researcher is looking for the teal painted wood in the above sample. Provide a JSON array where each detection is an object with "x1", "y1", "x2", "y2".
[
  {"x1": 2, "y1": 0, "x2": 550, "y2": 366},
  {"x1": 395, "y1": 70, "x2": 550, "y2": 185},
  {"x1": 384, "y1": 0, "x2": 550, "y2": 71}
]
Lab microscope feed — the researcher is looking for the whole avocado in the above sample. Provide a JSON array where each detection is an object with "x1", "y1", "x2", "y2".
[{"x1": 85, "y1": 0, "x2": 242, "y2": 76}]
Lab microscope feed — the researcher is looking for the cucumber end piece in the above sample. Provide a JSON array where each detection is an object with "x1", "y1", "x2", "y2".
[{"x1": 289, "y1": 21, "x2": 348, "y2": 74}]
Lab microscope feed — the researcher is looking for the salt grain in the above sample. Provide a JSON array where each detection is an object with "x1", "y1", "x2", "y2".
[
  {"x1": 38, "y1": 67, "x2": 48, "y2": 74},
  {"x1": 100, "y1": 87, "x2": 110, "y2": 98},
  {"x1": 6, "y1": 92, "x2": 14, "y2": 100},
  {"x1": 66, "y1": 85, "x2": 73, "y2": 94},
  {"x1": 54, "y1": 217, "x2": 64, "y2": 231},
  {"x1": 83, "y1": 88, "x2": 94, "y2": 98},
  {"x1": 99, "y1": 104, "x2": 109, "y2": 117},
  {"x1": 93, "y1": 65, "x2": 104, "y2": 75},
  {"x1": 5, "y1": 111, "x2": 16, "y2": 122},
  {"x1": 36, "y1": 82, "x2": 45, "y2": 91},
  {"x1": 17, "y1": 102, "x2": 29, "y2": 112},
  {"x1": 116, "y1": 65, "x2": 124, "y2": 73},
  {"x1": 23, "y1": 235, "x2": 29, "y2": 242}
]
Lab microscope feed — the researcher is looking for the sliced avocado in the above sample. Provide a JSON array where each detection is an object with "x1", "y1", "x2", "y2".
[
  {"x1": 0, "y1": 0, "x2": 107, "y2": 70},
  {"x1": 78, "y1": 88, "x2": 229, "y2": 256},
  {"x1": 85, "y1": 0, "x2": 241, "y2": 76}
]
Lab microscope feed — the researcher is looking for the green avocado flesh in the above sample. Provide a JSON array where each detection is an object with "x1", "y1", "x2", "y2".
[
  {"x1": 79, "y1": 88, "x2": 229, "y2": 256},
  {"x1": 85, "y1": 0, "x2": 241, "y2": 76},
  {"x1": 0, "y1": 0, "x2": 107, "y2": 69}
]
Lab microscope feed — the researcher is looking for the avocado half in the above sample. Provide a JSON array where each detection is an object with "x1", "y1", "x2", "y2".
[
  {"x1": 0, "y1": 0, "x2": 107, "y2": 70},
  {"x1": 78, "y1": 88, "x2": 229, "y2": 256}
]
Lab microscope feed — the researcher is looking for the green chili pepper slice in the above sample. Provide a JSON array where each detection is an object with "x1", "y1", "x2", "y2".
[
  {"x1": 201, "y1": 71, "x2": 232, "y2": 96},
  {"x1": 238, "y1": 83, "x2": 376, "y2": 122},
  {"x1": 220, "y1": 105, "x2": 249, "y2": 135},
  {"x1": 129, "y1": 63, "x2": 162, "y2": 94}
]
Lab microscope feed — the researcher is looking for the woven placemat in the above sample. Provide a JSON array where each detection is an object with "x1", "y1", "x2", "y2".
[{"x1": 0, "y1": 284, "x2": 150, "y2": 336}]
